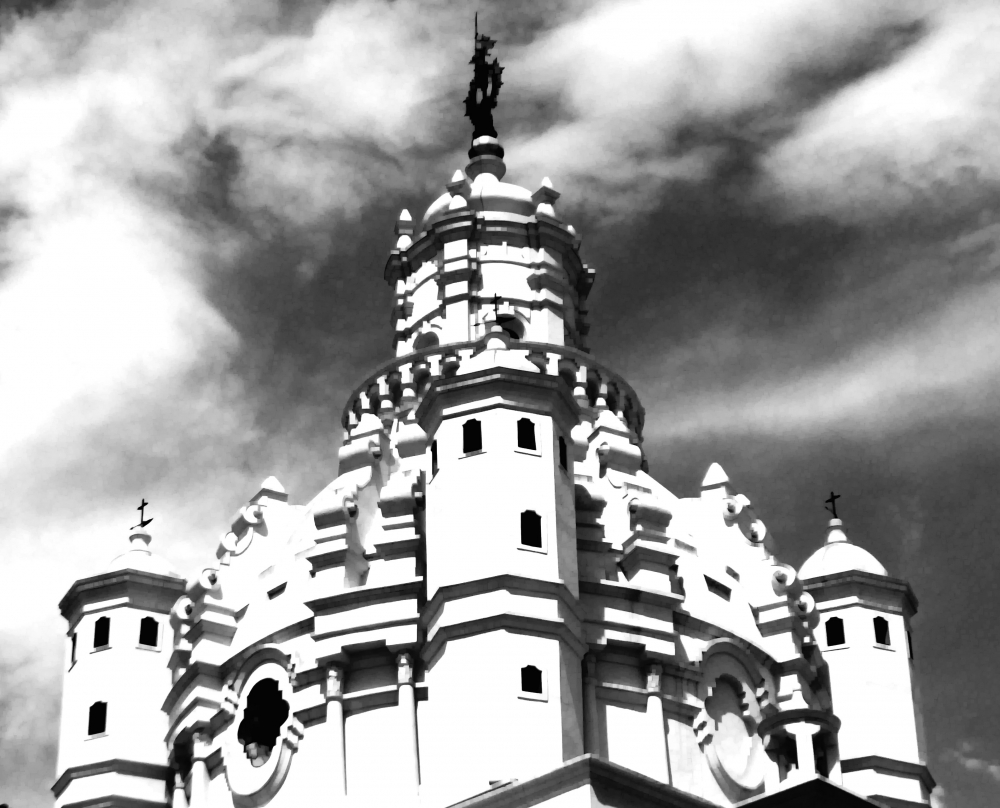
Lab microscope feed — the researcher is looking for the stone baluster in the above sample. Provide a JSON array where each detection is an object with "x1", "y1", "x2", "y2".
[
  {"x1": 397, "y1": 653, "x2": 421, "y2": 790},
  {"x1": 428, "y1": 353, "x2": 443, "y2": 377},
  {"x1": 645, "y1": 663, "x2": 670, "y2": 783},
  {"x1": 324, "y1": 665, "x2": 347, "y2": 797},
  {"x1": 546, "y1": 352, "x2": 561, "y2": 378},
  {"x1": 574, "y1": 364, "x2": 589, "y2": 408},
  {"x1": 595, "y1": 380, "x2": 609, "y2": 411},
  {"x1": 584, "y1": 654, "x2": 601, "y2": 756},
  {"x1": 399, "y1": 363, "x2": 416, "y2": 408},
  {"x1": 378, "y1": 375, "x2": 394, "y2": 421}
]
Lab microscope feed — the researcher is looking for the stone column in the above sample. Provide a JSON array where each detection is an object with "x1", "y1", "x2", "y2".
[
  {"x1": 324, "y1": 665, "x2": 347, "y2": 797},
  {"x1": 786, "y1": 722, "x2": 820, "y2": 782},
  {"x1": 583, "y1": 654, "x2": 601, "y2": 756},
  {"x1": 172, "y1": 772, "x2": 189, "y2": 808},
  {"x1": 188, "y1": 733, "x2": 211, "y2": 808},
  {"x1": 397, "y1": 652, "x2": 420, "y2": 789},
  {"x1": 645, "y1": 663, "x2": 670, "y2": 783}
]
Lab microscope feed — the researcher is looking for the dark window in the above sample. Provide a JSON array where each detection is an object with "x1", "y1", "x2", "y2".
[
  {"x1": 88, "y1": 701, "x2": 107, "y2": 735},
  {"x1": 521, "y1": 665, "x2": 543, "y2": 694},
  {"x1": 517, "y1": 418, "x2": 536, "y2": 450},
  {"x1": 413, "y1": 332, "x2": 439, "y2": 351},
  {"x1": 558, "y1": 436, "x2": 568, "y2": 470},
  {"x1": 431, "y1": 440, "x2": 438, "y2": 476},
  {"x1": 906, "y1": 630, "x2": 914, "y2": 660},
  {"x1": 874, "y1": 616, "x2": 890, "y2": 645},
  {"x1": 237, "y1": 679, "x2": 290, "y2": 768},
  {"x1": 497, "y1": 315, "x2": 523, "y2": 341},
  {"x1": 138, "y1": 617, "x2": 158, "y2": 647},
  {"x1": 70, "y1": 633, "x2": 77, "y2": 665},
  {"x1": 94, "y1": 616, "x2": 110, "y2": 649},
  {"x1": 463, "y1": 419, "x2": 482, "y2": 453},
  {"x1": 520, "y1": 511, "x2": 542, "y2": 548},
  {"x1": 825, "y1": 616, "x2": 845, "y2": 646}
]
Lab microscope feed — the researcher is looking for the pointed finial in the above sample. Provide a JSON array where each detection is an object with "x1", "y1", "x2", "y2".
[
  {"x1": 395, "y1": 209, "x2": 414, "y2": 236},
  {"x1": 701, "y1": 462, "x2": 729, "y2": 489}
]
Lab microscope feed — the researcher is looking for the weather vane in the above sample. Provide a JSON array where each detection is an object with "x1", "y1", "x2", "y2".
[
  {"x1": 132, "y1": 498, "x2": 153, "y2": 530},
  {"x1": 464, "y1": 12, "x2": 504, "y2": 140},
  {"x1": 824, "y1": 491, "x2": 841, "y2": 520}
]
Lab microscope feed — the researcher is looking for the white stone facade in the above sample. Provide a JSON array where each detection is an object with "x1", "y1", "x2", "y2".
[{"x1": 53, "y1": 136, "x2": 934, "y2": 808}]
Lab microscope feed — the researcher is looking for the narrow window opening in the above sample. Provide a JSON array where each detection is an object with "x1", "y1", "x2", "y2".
[
  {"x1": 462, "y1": 419, "x2": 482, "y2": 453},
  {"x1": 237, "y1": 679, "x2": 290, "y2": 768},
  {"x1": 138, "y1": 617, "x2": 158, "y2": 648},
  {"x1": 431, "y1": 440, "x2": 438, "y2": 476},
  {"x1": 521, "y1": 665, "x2": 543, "y2": 694},
  {"x1": 517, "y1": 418, "x2": 536, "y2": 450},
  {"x1": 906, "y1": 629, "x2": 914, "y2": 660},
  {"x1": 267, "y1": 583, "x2": 286, "y2": 600},
  {"x1": 874, "y1": 616, "x2": 890, "y2": 645},
  {"x1": 558, "y1": 436, "x2": 568, "y2": 470},
  {"x1": 88, "y1": 701, "x2": 107, "y2": 735},
  {"x1": 70, "y1": 633, "x2": 77, "y2": 665},
  {"x1": 520, "y1": 511, "x2": 542, "y2": 548},
  {"x1": 94, "y1": 616, "x2": 110, "y2": 649},
  {"x1": 825, "y1": 616, "x2": 845, "y2": 646}
]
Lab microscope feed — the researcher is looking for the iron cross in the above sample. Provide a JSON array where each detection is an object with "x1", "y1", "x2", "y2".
[
  {"x1": 490, "y1": 294, "x2": 502, "y2": 316},
  {"x1": 132, "y1": 499, "x2": 154, "y2": 530},
  {"x1": 824, "y1": 491, "x2": 841, "y2": 519}
]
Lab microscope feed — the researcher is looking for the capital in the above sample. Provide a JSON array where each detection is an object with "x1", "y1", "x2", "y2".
[
  {"x1": 325, "y1": 664, "x2": 344, "y2": 700},
  {"x1": 397, "y1": 652, "x2": 414, "y2": 685}
]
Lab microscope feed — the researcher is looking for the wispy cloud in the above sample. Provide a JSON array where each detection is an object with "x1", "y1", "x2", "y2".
[{"x1": 950, "y1": 741, "x2": 1000, "y2": 782}]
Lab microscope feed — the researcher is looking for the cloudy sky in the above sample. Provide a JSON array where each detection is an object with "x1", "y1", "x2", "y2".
[{"x1": 1, "y1": 0, "x2": 997, "y2": 805}]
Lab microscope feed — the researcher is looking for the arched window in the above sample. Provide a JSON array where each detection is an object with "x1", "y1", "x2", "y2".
[
  {"x1": 138, "y1": 617, "x2": 158, "y2": 648},
  {"x1": 520, "y1": 665, "x2": 543, "y2": 694},
  {"x1": 558, "y1": 436, "x2": 568, "y2": 470},
  {"x1": 237, "y1": 679, "x2": 290, "y2": 768},
  {"x1": 517, "y1": 418, "x2": 536, "y2": 450},
  {"x1": 497, "y1": 315, "x2": 523, "y2": 341},
  {"x1": 873, "y1": 616, "x2": 890, "y2": 646},
  {"x1": 463, "y1": 419, "x2": 482, "y2": 454},
  {"x1": 520, "y1": 511, "x2": 542, "y2": 548},
  {"x1": 413, "y1": 332, "x2": 439, "y2": 351},
  {"x1": 825, "y1": 616, "x2": 845, "y2": 646},
  {"x1": 88, "y1": 701, "x2": 107, "y2": 735},
  {"x1": 94, "y1": 616, "x2": 110, "y2": 649}
]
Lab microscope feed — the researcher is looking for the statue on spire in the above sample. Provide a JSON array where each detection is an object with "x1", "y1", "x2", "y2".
[{"x1": 464, "y1": 14, "x2": 504, "y2": 140}]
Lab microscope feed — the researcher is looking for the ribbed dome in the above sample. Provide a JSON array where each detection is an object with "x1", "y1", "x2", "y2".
[
  {"x1": 106, "y1": 529, "x2": 182, "y2": 578},
  {"x1": 798, "y1": 519, "x2": 888, "y2": 579}
]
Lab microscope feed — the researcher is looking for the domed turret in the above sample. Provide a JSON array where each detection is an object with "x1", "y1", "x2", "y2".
[
  {"x1": 798, "y1": 518, "x2": 888, "y2": 579},
  {"x1": 55, "y1": 523, "x2": 185, "y2": 808}
]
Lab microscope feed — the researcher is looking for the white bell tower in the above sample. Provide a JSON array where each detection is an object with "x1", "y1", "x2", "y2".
[
  {"x1": 800, "y1": 517, "x2": 933, "y2": 807},
  {"x1": 54, "y1": 528, "x2": 186, "y2": 808}
]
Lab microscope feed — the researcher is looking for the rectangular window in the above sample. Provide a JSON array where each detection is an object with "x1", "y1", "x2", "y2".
[
  {"x1": 906, "y1": 629, "x2": 914, "y2": 660},
  {"x1": 517, "y1": 418, "x2": 536, "y2": 450},
  {"x1": 94, "y1": 616, "x2": 110, "y2": 649},
  {"x1": 70, "y1": 633, "x2": 77, "y2": 666},
  {"x1": 558, "y1": 436, "x2": 568, "y2": 471},
  {"x1": 88, "y1": 702, "x2": 107, "y2": 736},
  {"x1": 138, "y1": 617, "x2": 159, "y2": 648},
  {"x1": 431, "y1": 440, "x2": 438, "y2": 476},
  {"x1": 462, "y1": 419, "x2": 482, "y2": 453}
]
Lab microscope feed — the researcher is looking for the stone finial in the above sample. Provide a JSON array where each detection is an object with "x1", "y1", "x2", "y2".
[
  {"x1": 129, "y1": 528, "x2": 152, "y2": 550},
  {"x1": 395, "y1": 209, "x2": 414, "y2": 236},
  {"x1": 252, "y1": 476, "x2": 288, "y2": 504},
  {"x1": 825, "y1": 518, "x2": 849, "y2": 544},
  {"x1": 447, "y1": 170, "x2": 471, "y2": 199},
  {"x1": 531, "y1": 177, "x2": 560, "y2": 205},
  {"x1": 702, "y1": 462, "x2": 729, "y2": 489}
]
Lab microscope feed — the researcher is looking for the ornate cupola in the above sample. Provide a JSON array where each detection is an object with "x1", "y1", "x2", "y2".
[{"x1": 383, "y1": 27, "x2": 595, "y2": 358}]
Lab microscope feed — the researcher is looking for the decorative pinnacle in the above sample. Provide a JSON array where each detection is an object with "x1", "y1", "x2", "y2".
[{"x1": 464, "y1": 14, "x2": 504, "y2": 147}]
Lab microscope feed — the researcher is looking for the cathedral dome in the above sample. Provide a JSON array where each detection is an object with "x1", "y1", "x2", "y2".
[
  {"x1": 798, "y1": 518, "x2": 888, "y2": 579},
  {"x1": 106, "y1": 529, "x2": 182, "y2": 578}
]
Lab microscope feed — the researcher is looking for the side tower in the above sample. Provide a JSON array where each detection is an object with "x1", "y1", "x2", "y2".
[
  {"x1": 800, "y1": 517, "x2": 933, "y2": 807},
  {"x1": 54, "y1": 528, "x2": 185, "y2": 808}
]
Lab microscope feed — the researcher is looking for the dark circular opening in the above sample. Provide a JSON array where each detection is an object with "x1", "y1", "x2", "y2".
[{"x1": 237, "y1": 678, "x2": 290, "y2": 768}]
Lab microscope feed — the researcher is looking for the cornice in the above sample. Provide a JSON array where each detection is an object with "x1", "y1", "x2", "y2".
[
  {"x1": 803, "y1": 572, "x2": 919, "y2": 616},
  {"x1": 52, "y1": 759, "x2": 171, "y2": 798},
  {"x1": 59, "y1": 571, "x2": 186, "y2": 621}
]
